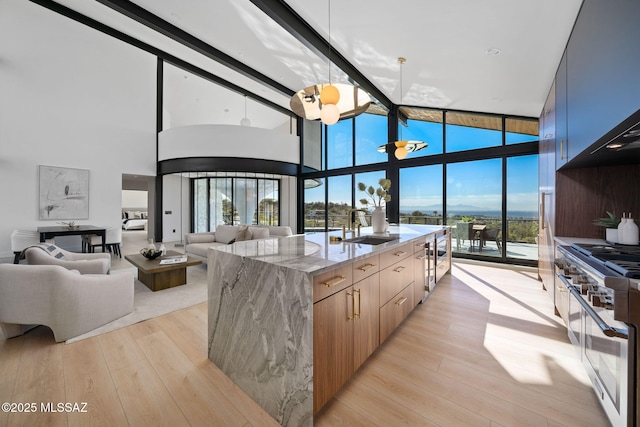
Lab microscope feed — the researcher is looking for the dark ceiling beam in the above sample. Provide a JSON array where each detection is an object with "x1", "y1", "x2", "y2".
[
  {"x1": 94, "y1": 0, "x2": 294, "y2": 96},
  {"x1": 29, "y1": 0, "x2": 292, "y2": 116},
  {"x1": 249, "y1": 0, "x2": 393, "y2": 110}
]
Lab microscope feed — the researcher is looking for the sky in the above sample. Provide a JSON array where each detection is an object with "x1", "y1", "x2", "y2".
[{"x1": 306, "y1": 114, "x2": 538, "y2": 216}]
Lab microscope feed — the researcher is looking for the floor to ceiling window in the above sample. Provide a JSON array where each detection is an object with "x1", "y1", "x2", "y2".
[
  {"x1": 399, "y1": 164, "x2": 443, "y2": 225},
  {"x1": 192, "y1": 175, "x2": 280, "y2": 233},
  {"x1": 300, "y1": 107, "x2": 538, "y2": 266},
  {"x1": 447, "y1": 159, "x2": 503, "y2": 256}
]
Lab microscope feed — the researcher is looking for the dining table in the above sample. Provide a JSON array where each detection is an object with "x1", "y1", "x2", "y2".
[{"x1": 37, "y1": 225, "x2": 106, "y2": 252}]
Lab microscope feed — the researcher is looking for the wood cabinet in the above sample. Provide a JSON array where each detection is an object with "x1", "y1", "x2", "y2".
[
  {"x1": 379, "y1": 240, "x2": 418, "y2": 344},
  {"x1": 313, "y1": 260, "x2": 380, "y2": 413},
  {"x1": 312, "y1": 231, "x2": 450, "y2": 414},
  {"x1": 380, "y1": 283, "x2": 414, "y2": 344},
  {"x1": 313, "y1": 284, "x2": 354, "y2": 414},
  {"x1": 353, "y1": 273, "x2": 379, "y2": 370},
  {"x1": 312, "y1": 264, "x2": 352, "y2": 303},
  {"x1": 554, "y1": 0, "x2": 640, "y2": 170},
  {"x1": 555, "y1": 51, "x2": 568, "y2": 169},
  {"x1": 565, "y1": 0, "x2": 640, "y2": 163},
  {"x1": 379, "y1": 248, "x2": 414, "y2": 306}
]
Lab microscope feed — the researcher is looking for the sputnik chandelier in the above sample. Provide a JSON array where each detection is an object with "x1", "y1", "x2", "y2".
[{"x1": 289, "y1": 0, "x2": 370, "y2": 125}]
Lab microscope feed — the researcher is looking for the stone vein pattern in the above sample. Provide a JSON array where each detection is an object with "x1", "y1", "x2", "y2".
[
  {"x1": 207, "y1": 225, "x2": 446, "y2": 425},
  {"x1": 208, "y1": 247, "x2": 313, "y2": 426}
]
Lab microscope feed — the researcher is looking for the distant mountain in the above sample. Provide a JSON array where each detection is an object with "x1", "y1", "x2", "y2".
[
  {"x1": 400, "y1": 204, "x2": 537, "y2": 219},
  {"x1": 400, "y1": 203, "x2": 487, "y2": 213}
]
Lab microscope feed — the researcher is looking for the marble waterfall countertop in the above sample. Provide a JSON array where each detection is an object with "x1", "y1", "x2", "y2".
[
  {"x1": 209, "y1": 224, "x2": 445, "y2": 274},
  {"x1": 207, "y1": 224, "x2": 447, "y2": 426}
]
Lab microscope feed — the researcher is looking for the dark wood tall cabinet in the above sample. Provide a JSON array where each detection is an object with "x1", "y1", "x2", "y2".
[{"x1": 538, "y1": 0, "x2": 640, "y2": 307}]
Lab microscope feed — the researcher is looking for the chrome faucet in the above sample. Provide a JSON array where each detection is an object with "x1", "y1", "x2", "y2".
[{"x1": 343, "y1": 208, "x2": 367, "y2": 239}]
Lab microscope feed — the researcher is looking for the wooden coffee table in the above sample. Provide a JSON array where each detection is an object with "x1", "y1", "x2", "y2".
[{"x1": 125, "y1": 250, "x2": 202, "y2": 291}]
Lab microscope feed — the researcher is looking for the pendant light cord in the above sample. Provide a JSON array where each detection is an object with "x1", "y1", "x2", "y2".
[{"x1": 327, "y1": 0, "x2": 332, "y2": 84}]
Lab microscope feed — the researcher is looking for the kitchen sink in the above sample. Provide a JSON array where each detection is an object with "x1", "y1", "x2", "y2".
[{"x1": 343, "y1": 235, "x2": 398, "y2": 245}]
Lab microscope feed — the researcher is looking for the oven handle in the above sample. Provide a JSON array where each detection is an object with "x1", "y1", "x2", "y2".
[{"x1": 557, "y1": 274, "x2": 629, "y2": 339}]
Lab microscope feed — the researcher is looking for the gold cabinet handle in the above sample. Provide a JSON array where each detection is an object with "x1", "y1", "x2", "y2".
[
  {"x1": 358, "y1": 263, "x2": 376, "y2": 272},
  {"x1": 393, "y1": 266, "x2": 406, "y2": 273},
  {"x1": 322, "y1": 276, "x2": 346, "y2": 287},
  {"x1": 394, "y1": 251, "x2": 407, "y2": 257},
  {"x1": 396, "y1": 297, "x2": 408, "y2": 306},
  {"x1": 354, "y1": 289, "x2": 361, "y2": 318},
  {"x1": 347, "y1": 291, "x2": 354, "y2": 320}
]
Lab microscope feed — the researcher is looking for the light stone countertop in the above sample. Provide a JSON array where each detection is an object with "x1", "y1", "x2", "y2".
[
  {"x1": 555, "y1": 236, "x2": 607, "y2": 246},
  {"x1": 210, "y1": 224, "x2": 447, "y2": 275}
]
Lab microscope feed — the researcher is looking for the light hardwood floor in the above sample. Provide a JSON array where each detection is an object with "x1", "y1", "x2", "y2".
[{"x1": 0, "y1": 248, "x2": 610, "y2": 426}]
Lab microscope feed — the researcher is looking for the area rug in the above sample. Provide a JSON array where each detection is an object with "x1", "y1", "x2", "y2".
[{"x1": 66, "y1": 264, "x2": 208, "y2": 343}]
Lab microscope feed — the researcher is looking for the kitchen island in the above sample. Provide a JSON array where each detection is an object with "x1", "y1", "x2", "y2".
[{"x1": 207, "y1": 224, "x2": 451, "y2": 426}]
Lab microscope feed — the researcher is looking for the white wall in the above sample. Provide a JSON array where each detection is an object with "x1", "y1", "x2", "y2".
[
  {"x1": 122, "y1": 190, "x2": 149, "y2": 210},
  {"x1": 161, "y1": 174, "x2": 190, "y2": 243},
  {"x1": 158, "y1": 124, "x2": 300, "y2": 164},
  {"x1": 0, "y1": 1, "x2": 157, "y2": 257}
]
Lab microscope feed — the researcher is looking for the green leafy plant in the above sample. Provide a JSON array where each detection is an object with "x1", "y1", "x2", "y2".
[
  {"x1": 460, "y1": 216, "x2": 475, "y2": 222},
  {"x1": 358, "y1": 179, "x2": 391, "y2": 207},
  {"x1": 592, "y1": 211, "x2": 620, "y2": 228}
]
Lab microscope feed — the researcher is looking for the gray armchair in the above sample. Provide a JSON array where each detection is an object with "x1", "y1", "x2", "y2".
[
  {"x1": 25, "y1": 244, "x2": 111, "y2": 274},
  {"x1": 0, "y1": 264, "x2": 134, "y2": 342}
]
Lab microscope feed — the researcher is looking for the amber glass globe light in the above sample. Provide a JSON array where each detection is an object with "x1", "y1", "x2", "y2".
[
  {"x1": 320, "y1": 103, "x2": 340, "y2": 125},
  {"x1": 394, "y1": 141, "x2": 409, "y2": 160},
  {"x1": 319, "y1": 84, "x2": 340, "y2": 105}
]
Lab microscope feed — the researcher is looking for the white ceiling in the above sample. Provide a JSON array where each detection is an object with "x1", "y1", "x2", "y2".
[{"x1": 54, "y1": 0, "x2": 583, "y2": 122}]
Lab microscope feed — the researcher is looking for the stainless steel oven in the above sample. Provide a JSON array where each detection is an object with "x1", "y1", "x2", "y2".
[{"x1": 556, "y1": 244, "x2": 638, "y2": 427}]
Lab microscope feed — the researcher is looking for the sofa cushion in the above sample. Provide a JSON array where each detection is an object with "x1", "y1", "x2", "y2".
[
  {"x1": 267, "y1": 226, "x2": 293, "y2": 237},
  {"x1": 235, "y1": 225, "x2": 252, "y2": 242},
  {"x1": 188, "y1": 233, "x2": 216, "y2": 244},
  {"x1": 215, "y1": 225, "x2": 238, "y2": 244},
  {"x1": 248, "y1": 226, "x2": 269, "y2": 240}
]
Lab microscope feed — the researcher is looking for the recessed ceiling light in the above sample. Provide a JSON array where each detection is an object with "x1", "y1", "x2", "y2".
[{"x1": 485, "y1": 48, "x2": 501, "y2": 55}]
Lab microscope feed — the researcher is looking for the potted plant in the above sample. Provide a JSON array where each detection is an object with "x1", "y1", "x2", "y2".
[
  {"x1": 358, "y1": 179, "x2": 391, "y2": 233},
  {"x1": 593, "y1": 211, "x2": 620, "y2": 242}
]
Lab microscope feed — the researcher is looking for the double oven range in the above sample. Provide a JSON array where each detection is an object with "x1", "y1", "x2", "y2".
[{"x1": 556, "y1": 243, "x2": 640, "y2": 426}]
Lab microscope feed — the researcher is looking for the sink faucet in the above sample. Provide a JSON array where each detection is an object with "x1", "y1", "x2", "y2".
[{"x1": 343, "y1": 208, "x2": 367, "y2": 239}]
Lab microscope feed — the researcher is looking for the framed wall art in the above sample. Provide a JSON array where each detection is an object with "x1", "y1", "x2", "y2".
[{"x1": 38, "y1": 165, "x2": 90, "y2": 220}]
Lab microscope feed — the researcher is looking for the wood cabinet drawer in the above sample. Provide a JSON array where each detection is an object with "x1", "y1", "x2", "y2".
[
  {"x1": 313, "y1": 265, "x2": 353, "y2": 303},
  {"x1": 379, "y1": 258, "x2": 414, "y2": 306},
  {"x1": 412, "y1": 238, "x2": 427, "y2": 253},
  {"x1": 379, "y1": 284, "x2": 414, "y2": 343},
  {"x1": 352, "y1": 255, "x2": 380, "y2": 283},
  {"x1": 379, "y1": 242, "x2": 413, "y2": 270}
]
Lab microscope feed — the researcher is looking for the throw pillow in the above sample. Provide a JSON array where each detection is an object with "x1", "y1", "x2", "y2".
[
  {"x1": 187, "y1": 233, "x2": 216, "y2": 244},
  {"x1": 33, "y1": 244, "x2": 66, "y2": 259},
  {"x1": 248, "y1": 227, "x2": 269, "y2": 240},
  {"x1": 215, "y1": 225, "x2": 239, "y2": 244},
  {"x1": 235, "y1": 225, "x2": 252, "y2": 242}
]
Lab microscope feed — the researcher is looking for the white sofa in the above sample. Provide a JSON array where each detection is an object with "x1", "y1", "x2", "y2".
[
  {"x1": 184, "y1": 224, "x2": 293, "y2": 262},
  {"x1": 25, "y1": 244, "x2": 111, "y2": 274},
  {"x1": 0, "y1": 264, "x2": 134, "y2": 342}
]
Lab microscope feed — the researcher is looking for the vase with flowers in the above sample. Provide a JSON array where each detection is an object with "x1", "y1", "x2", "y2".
[{"x1": 358, "y1": 178, "x2": 391, "y2": 233}]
